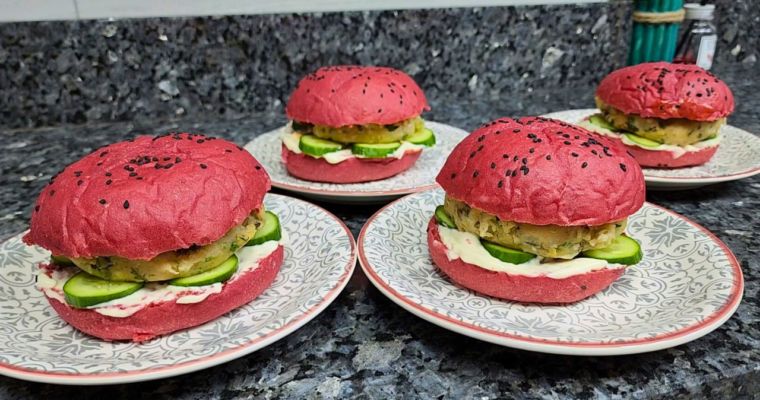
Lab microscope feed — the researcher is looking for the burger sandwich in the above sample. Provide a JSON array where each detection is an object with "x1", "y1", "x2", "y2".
[
  {"x1": 429, "y1": 117, "x2": 646, "y2": 303},
  {"x1": 25, "y1": 133, "x2": 285, "y2": 341},
  {"x1": 282, "y1": 66, "x2": 434, "y2": 183},
  {"x1": 581, "y1": 62, "x2": 734, "y2": 168}
]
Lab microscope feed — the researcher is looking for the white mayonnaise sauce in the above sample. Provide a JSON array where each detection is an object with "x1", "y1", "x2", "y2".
[
  {"x1": 578, "y1": 118, "x2": 721, "y2": 159},
  {"x1": 436, "y1": 225, "x2": 624, "y2": 279},
  {"x1": 37, "y1": 231, "x2": 288, "y2": 318},
  {"x1": 281, "y1": 124, "x2": 424, "y2": 165}
]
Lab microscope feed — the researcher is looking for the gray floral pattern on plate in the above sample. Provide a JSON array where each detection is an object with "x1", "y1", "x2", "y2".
[
  {"x1": 543, "y1": 109, "x2": 760, "y2": 180},
  {"x1": 359, "y1": 189, "x2": 742, "y2": 354},
  {"x1": 244, "y1": 121, "x2": 468, "y2": 194},
  {"x1": 0, "y1": 194, "x2": 356, "y2": 383}
]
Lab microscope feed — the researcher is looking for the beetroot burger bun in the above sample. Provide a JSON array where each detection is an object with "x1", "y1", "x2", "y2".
[
  {"x1": 582, "y1": 62, "x2": 734, "y2": 168},
  {"x1": 282, "y1": 66, "x2": 434, "y2": 183},
  {"x1": 25, "y1": 133, "x2": 286, "y2": 341},
  {"x1": 430, "y1": 117, "x2": 646, "y2": 304}
]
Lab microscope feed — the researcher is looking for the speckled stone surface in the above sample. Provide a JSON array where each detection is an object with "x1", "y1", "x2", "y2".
[{"x1": 0, "y1": 63, "x2": 757, "y2": 399}]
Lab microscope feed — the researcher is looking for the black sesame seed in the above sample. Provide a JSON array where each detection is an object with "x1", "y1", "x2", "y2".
[
  {"x1": 200, "y1": 164, "x2": 207, "y2": 169},
  {"x1": 35, "y1": 205, "x2": 40, "y2": 212},
  {"x1": 136, "y1": 177, "x2": 143, "y2": 180},
  {"x1": 99, "y1": 199, "x2": 106, "y2": 204},
  {"x1": 513, "y1": 129, "x2": 521, "y2": 133},
  {"x1": 522, "y1": 158, "x2": 527, "y2": 165},
  {"x1": 451, "y1": 173, "x2": 456, "y2": 179},
  {"x1": 522, "y1": 167, "x2": 529, "y2": 175},
  {"x1": 155, "y1": 164, "x2": 163, "y2": 169},
  {"x1": 563, "y1": 134, "x2": 570, "y2": 138},
  {"x1": 163, "y1": 157, "x2": 170, "y2": 161},
  {"x1": 106, "y1": 180, "x2": 112, "y2": 185},
  {"x1": 130, "y1": 172, "x2": 138, "y2": 177},
  {"x1": 77, "y1": 180, "x2": 83, "y2": 185},
  {"x1": 546, "y1": 155, "x2": 551, "y2": 160},
  {"x1": 571, "y1": 153, "x2": 578, "y2": 157},
  {"x1": 152, "y1": 157, "x2": 158, "y2": 162},
  {"x1": 512, "y1": 170, "x2": 517, "y2": 177},
  {"x1": 123, "y1": 201, "x2": 130, "y2": 209},
  {"x1": 49, "y1": 190, "x2": 55, "y2": 196},
  {"x1": 473, "y1": 171, "x2": 479, "y2": 178},
  {"x1": 491, "y1": 162, "x2": 496, "y2": 169},
  {"x1": 176, "y1": 157, "x2": 181, "y2": 163},
  {"x1": 620, "y1": 163, "x2": 627, "y2": 172},
  {"x1": 478, "y1": 145, "x2": 484, "y2": 151},
  {"x1": 100, "y1": 151, "x2": 108, "y2": 157},
  {"x1": 582, "y1": 162, "x2": 588, "y2": 168},
  {"x1": 237, "y1": 146, "x2": 243, "y2": 151},
  {"x1": 530, "y1": 148, "x2": 535, "y2": 153},
  {"x1": 503, "y1": 154, "x2": 508, "y2": 158},
  {"x1": 74, "y1": 171, "x2": 82, "y2": 177},
  {"x1": 105, "y1": 172, "x2": 112, "y2": 177},
  {"x1": 164, "y1": 164, "x2": 173, "y2": 169},
  {"x1": 498, "y1": 180, "x2": 503, "y2": 188},
  {"x1": 592, "y1": 150, "x2": 598, "y2": 155},
  {"x1": 378, "y1": 109, "x2": 382, "y2": 113},
  {"x1": 225, "y1": 149, "x2": 232, "y2": 153},
  {"x1": 564, "y1": 141, "x2": 571, "y2": 145},
  {"x1": 255, "y1": 166, "x2": 261, "y2": 170},
  {"x1": 513, "y1": 156, "x2": 519, "y2": 162},
  {"x1": 506, "y1": 169, "x2": 511, "y2": 176},
  {"x1": 470, "y1": 151, "x2": 477, "y2": 158}
]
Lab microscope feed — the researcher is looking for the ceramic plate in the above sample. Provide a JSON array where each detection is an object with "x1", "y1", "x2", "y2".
[
  {"x1": 543, "y1": 109, "x2": 760, "y2": 190},
  {"x1": 244, "y1": 121, "x2": 468, "y2": 204},
  {"x1": 0, "y1": 193, "x2": 356, "y2": 385},
  {"x1": 358, "y1": 188, "x2": 743, "y2": 356}
]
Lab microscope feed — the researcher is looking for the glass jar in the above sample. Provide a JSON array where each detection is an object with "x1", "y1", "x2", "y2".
[{"x1": 674, "y1": 4, "x2": 718, "y2": 70}]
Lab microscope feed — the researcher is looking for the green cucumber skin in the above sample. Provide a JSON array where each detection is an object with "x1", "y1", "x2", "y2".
[
  {"x1": 352, "y1": 142, "x2": 402, "y2": 158},
  {"x1": 63, "y1": 272, "x2": 145, "y2": 308},
  {"x1": 623, "y1": 133, "x2": 661, "y2": 148},
  {"x1": 299, "y1": 135, "x2": 344, "y2": 157},
  {"x1": 480, "y1": 240, "x2": 536, "y2": 265},
  {"x1": 588, "y1": 115, "x2": 620, "y2": 132},
  {"x1": 405, "y1": 128, "x2": 436, "y2": 147},
  {"x1": 247, "y1": 211, "x2": 282, "y2": 247},
  {"x1": 169, "y1": 255, "x2": 239, "y2": 287},
  {"x1": 580, "y1": 235, "x2": 642, "y2": 265},
  {"x1": 434, "y1": 206, "x2": 457, "y2": 229}
]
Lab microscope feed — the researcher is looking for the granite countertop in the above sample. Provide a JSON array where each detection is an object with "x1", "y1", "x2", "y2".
[{"x1": 0, "y1": 64, "x2": 758, "y2": 399}]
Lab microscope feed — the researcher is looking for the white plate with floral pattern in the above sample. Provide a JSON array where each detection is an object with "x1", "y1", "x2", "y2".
[
  {"x1": 543, "y1": 109, "x2": 760, "y2": 191},
  {"x1": 0, "y1": 193, "x2": 356, "y2": 385},
  {"x1": 358, "y1": 188, "x2": 743, "y2": 356},
  {"x1": 245, "y1": 121, "x2": 469, "y2": 204}
]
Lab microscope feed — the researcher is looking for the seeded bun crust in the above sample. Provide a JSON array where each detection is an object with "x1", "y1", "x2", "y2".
[
  {"x1": 43, "y1": 245, "x2": 284, "y2": 342},
  {"x1": 436, "y1": 117, "x2": 646, "y2": 227},
  {"x1": 427, "y1": 219, "x2": 624, "y2": 303},
  {"x1": 596, "y1": 62, "x2": 734, "y2": 121},
  {"x1": 607, "y1": 133, "x2": 718, "y2": 168},
  {"x1": 285, "y1": 66, "x2": 430, "y2": 127},
  {"x1": 24, "y1": 133, "x2": 270, "y2": 261},
  {"x1": 281, "y1": 145, "x2": 422, "y2": 183}
]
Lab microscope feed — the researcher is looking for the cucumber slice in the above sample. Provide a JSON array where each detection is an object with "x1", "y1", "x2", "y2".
[
  {"x1": 580, "y1": 235, "x2": 642, "y2": 265},
  {"x1": 50, "y1": 255, "x2": 74, "y2": 265},
  {"x1": 588, "y1": 115, "x2": 620, "y2": 132},
  {"x1": 405, "y1": 128, "x2": 436, "y2": 147},
  {"x1": 480, "y1": 240, "x2": 536, "y2": 264},
  {"x1": 299, "y1": 135, "x2": 345, "y2": 157},
  {"x1": 704, "y1": 134, "x2": 717, "y2": 141},
  {"x1": 434, "y1": 206, "x2": 457, "y2": 229},
  {"x1": 623, "y1": 133, "x2": 661, "y2": 148},
  {"x1": 247, "y1": 211, "x2": 282, "y2": 246},
  {"x1": 169, "y1": 255, "x2": 239, "y2": 287},
  {"x1": 352, "y1": 142, "x2": 402, "y2": 158},
  {"x1": 63, "y1": 272, "x2": 144, "y2": 308}
]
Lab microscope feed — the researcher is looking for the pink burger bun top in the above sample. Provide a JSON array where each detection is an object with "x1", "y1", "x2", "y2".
[
  {"x1": 596, "y1": 62, "x2": 734, "y2": 121},
  {"x1": 285, "y1": 66, "x2": 430, "y2": 127},
  {"x1": 24, "y1": 133, "x2": 270, "y2": 260},
  {"x1": 436, "y1": 117, "x2": 645, "y2": 226}
]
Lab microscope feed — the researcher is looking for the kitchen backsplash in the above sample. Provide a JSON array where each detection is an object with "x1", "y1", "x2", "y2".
[{"x1": 0, "y1": 0, "x2": 756, "y2": 129}]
